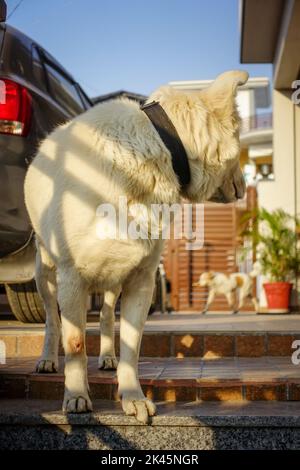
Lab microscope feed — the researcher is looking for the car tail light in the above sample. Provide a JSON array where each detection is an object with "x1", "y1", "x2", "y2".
[{"x1": 0, "y1": 78, "x2": 32, "y2": 136}]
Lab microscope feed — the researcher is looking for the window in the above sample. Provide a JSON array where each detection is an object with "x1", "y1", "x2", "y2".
[
  {"x1": 77, "y1": 85, "x2": 92, "y2": 110},
  {"x1": 44, "y1": 61, "x2": 85, "y2": 115},
  {"x1": 31, "y1": 46, "x2": 47, "y2": 92}
]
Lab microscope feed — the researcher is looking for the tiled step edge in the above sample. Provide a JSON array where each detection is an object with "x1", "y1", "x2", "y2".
[
  {"x1": 1, "y1": 332, "x2": 299, "y2": 358},
  {"x1": 1, "y1": 373, "x2": 300, "y2": 402}
]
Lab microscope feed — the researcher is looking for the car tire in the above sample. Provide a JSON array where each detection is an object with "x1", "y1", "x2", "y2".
[
  {"x1": 148, "y1": 266, "x2": 167, "y2": 315},
  {"x1": 156, "y1": 269, "x2": 167, "y2": 314},
  {"x1": 5, "y1": 281, "x2": 46, "y2": 323}
]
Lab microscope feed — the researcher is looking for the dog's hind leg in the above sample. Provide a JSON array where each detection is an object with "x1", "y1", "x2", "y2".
[
  {"x1": 236, "y1": 296, "x2": 245, "y2": 313},
  {"x1": 98, "y1": 286, "x2": 121, "y2": 370},
  {"x1": 58, "y1": 268, "x2": 92, "y2": 413},
  {"x1": 118, "y1": 266, "x2": 157, "y2": 424},
  {"x1": 236, "y1": 289, "x2": 247, "y2": 312},
  {"x1": 35, "y1": 241, "x2": 61, "y2": 373},
  {"x1": 251, "y1": 296, "x2": 259, "y2": 312},
  {"x1": 225, "y1": 291, "x2": 237, "y2": 313}
]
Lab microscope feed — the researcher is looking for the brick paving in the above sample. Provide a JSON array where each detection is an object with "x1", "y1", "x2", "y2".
[{"x1": 1, "y1": 313, "x2": 300, "y2": 403}]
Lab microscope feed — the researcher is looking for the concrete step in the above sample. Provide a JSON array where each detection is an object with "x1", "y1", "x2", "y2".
[
  {"x1": 1, "y1": 312, "x2": 300, "y2": 359},
  {"x1": 1, "y1": 356, "x2": 300, "y2": 402},
  {"x1": 1, "y1": 399, "x2": 300, "y2": 449}
]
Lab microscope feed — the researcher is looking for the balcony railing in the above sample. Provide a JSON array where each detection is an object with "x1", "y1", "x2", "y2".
[{"x1": 241, "y1": 113, "x2": 273, "y2": 134}]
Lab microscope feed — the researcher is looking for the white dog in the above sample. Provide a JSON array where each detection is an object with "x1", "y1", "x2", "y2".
[
  {"x1": 193, "y1": 269, "x2": 259, "y2": 313},
  {"x1": 24, "y1": 70, "x2": 248, "y2": 423}
]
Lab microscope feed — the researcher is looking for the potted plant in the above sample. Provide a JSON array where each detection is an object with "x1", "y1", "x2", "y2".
[{"x1": 241, "y1": 208, "x2": 300, "y2": 312}]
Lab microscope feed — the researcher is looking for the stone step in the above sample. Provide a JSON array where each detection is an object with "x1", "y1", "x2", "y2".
[
  {"x1": 1, "y1": 399, "x2": 300, "y2": 449},
  {"x1": 2, "y1": 313, "x2": 300, "y2": 359},
  {"x1": 1, "y1": 356, "x2": 300, "y2": 402}
]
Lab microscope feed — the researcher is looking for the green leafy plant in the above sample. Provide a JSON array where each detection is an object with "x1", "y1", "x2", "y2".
[{"x1": 240, "y1": 208, "x2": 300, "y2": 282}]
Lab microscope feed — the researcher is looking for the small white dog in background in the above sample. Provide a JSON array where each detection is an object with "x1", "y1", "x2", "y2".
[{"x1": 193, "y1": 266, "x2": 259, "y2": 313}]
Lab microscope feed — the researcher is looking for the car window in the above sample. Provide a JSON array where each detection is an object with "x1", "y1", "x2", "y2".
[
  {"x1": 44, "y1": 61, "x2": 85, "y2": 115},
  {"x1": 31, "y1": 46, "x2": 47, "y2": 92},
  {"x1": 76, "y1": 85, "x2": 92, "y2": 110}
]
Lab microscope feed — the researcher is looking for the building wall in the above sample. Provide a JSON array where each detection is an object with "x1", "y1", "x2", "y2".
[
  {"x1": 296, "y1": 99, "x2": 300, "y2": 215},
  {"x1": 236, "y1": 89, "x2": 255, "y2": 120},
  {"x1": 256, "y1": 90, "x2": 300, "y2": 307},
  {"x1": 257, "y1": 90, "x2": 299, "y2": 215}
]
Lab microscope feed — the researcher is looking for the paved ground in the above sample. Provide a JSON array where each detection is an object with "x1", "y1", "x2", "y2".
[
  {"x1": 1, "y1": 399, "x2": 300, "y2": 450},
  {"x1": 1, "y1": 311, "x2": 300, "y2": 334}
]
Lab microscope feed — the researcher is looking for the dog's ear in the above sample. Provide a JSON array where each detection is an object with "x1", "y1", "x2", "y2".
[
  {"x1": 208, "y1": 271, "x2": 215, "y2": 280},
  {"x1": 208, "y1": 70, "x2": 249, "y2": 97},
  {"x1": 202, "y1": 70, "x2": 249, "y2": 125}
]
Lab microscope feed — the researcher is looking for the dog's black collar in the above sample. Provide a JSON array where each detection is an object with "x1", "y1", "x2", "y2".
[{"x1": 140, "y1": 101, "x2": 191, "y2": 189}]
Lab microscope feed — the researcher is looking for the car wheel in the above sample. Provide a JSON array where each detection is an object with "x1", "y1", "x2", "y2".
[
  {"x1": 156, "y1": 268, "x2": 167, "y2": 314},
  {"x1": 5, "y1": 281, "x2": 45, "y2": 323},
  {"x1": 148, "y1": 265, "x2": 167, "y2": 315}
]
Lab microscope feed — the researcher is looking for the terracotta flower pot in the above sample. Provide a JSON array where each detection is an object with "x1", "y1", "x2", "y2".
[{"x1": 263, "y1": 282, "x2": 292, "y2": 312}]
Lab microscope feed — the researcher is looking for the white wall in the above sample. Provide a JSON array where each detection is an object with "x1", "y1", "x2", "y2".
[{"x1": 257, "y1": 90, "x2": 297, "y2": 214}]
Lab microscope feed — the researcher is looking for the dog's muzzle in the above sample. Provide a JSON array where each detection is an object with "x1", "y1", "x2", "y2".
[
  {"x1": 209, "y1": 183, "x2": 243, "y2": 203},
  {"x1": 209, "y1": 169, "x2": 246, "y2": 203}
]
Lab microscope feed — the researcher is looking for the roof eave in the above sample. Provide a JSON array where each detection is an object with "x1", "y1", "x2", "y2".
[{"x1": 239, "y1": 0, "x2": 284, "y2": 64}]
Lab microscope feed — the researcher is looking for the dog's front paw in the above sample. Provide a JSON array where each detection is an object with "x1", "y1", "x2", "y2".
[
  {"x1": 36, "y1": 358, "x2": 58, "y2": 373},
  {"x1": 98, "y1": 355, "x2": 118, "y2": 370},
  {"x1": 121, "y1": 393, "x2": 156, "y2": 424},
  {"x1": 63, "y1": 393, "x2": 93, "y2": 413}
]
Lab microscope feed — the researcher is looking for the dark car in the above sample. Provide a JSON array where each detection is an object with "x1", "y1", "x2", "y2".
[{"x1": 0, "y1": 9, "x2": 92, "y2": 322}]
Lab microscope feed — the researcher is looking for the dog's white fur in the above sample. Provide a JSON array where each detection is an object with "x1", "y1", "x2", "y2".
[
  {"x1": 24, "y1": 70, "x2": 248, "y2": 423},
  {"x1": 193, "y1": 269, "x2": 259, "y2": 313}
]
